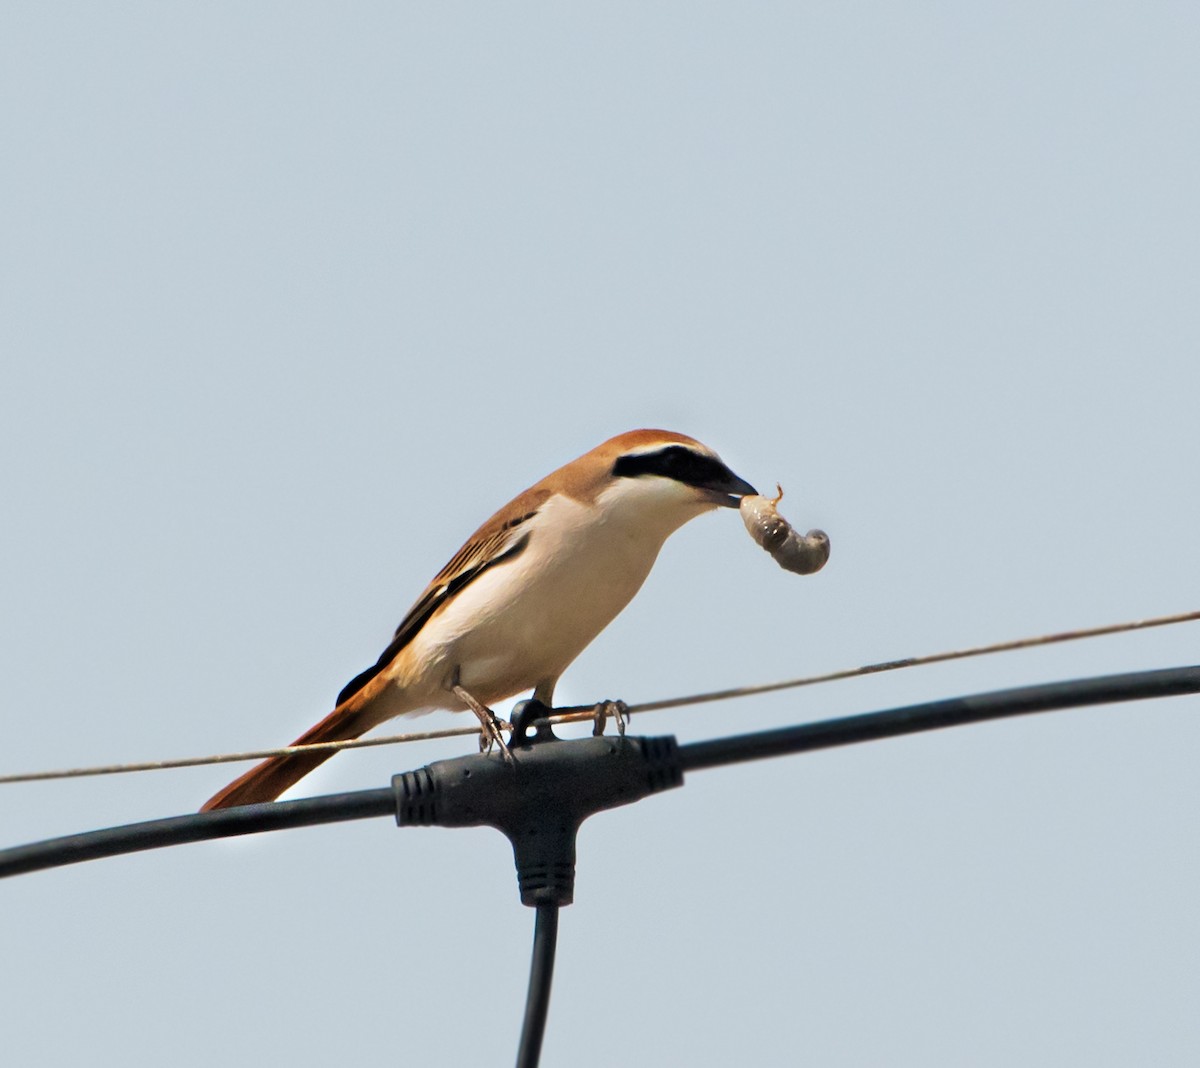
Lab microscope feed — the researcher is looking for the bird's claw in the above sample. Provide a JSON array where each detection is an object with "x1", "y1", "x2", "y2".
[
  {"x1": 453, "y1": 683, "x2": 515, "y2": 764},
  {"x1": 478, "y1": 715, "x2": 514, "y2": 762},
  {"x1": 476, "y1": 717, "x2": 512, "y2": 749},
  {"x1": 591, "y1": 699, "x2": 629, "y2": 737}
]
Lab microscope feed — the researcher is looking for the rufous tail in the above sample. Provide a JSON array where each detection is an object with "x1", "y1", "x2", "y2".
[{"x1": 200, "y1": 702, "x2": 374, "y2": 811}]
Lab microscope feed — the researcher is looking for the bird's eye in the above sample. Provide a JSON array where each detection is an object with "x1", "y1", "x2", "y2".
[{"x1": 613, "y1": 445, "x2": 724, "y2": 487}]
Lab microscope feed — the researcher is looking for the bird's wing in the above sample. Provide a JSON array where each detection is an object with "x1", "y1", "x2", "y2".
[{"x1": 335, "y1": 487, "x2": 550, "y2": 705}]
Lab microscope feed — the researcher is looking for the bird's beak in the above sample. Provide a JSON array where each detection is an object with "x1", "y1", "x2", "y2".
[{"x1": 703, "y1": 467, "x2": 759, "y2": 508}]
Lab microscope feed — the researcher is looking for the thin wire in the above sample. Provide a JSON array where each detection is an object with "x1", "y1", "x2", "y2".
[
  {"x1": 629, "y1": 607, "x2": 1200, "y2": 713},
  {"x1": 0, "y1": 725, "x2": 486, "y2": 784},
  {"x1": 2, "y1": 608, "x2": 1196, "y2": 786}
]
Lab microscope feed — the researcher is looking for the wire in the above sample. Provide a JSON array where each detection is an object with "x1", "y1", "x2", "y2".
[
  {"x1": 678, "y1": 664, "x2": 1200, "y2": 772},
  {"x1": 6, "y1": 669, "x2": 1196, "y2": 1068},
  {"x1": 631, "y1": 607, "x2": 1200, "y2": 713},
  {"x1": 4, "y1": 664, "x2": 1198, "y2": 881},
  {"x1": 1, "y1": 608, "x2": 1196, "y2": 786},
  {"x1": 0, "y1": 725, "x2": 487, "y2": 785},
  {"x1": 0, "y1": 789, "x2": 396, "y2": 878},
  {"x1": 517, "y1": 904, "x2": 560, "y2": 1068}
]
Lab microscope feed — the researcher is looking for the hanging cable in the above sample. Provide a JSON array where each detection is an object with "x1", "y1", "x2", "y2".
[
  {"x1": 517, "y1": 904, "x2": 560, "y2": 1068},
  {"x1": 0, "y1": 789, "x2": 395, "y2": 878},
  {"x1": 677, "y1": 664, "x2": 1200, "y2": 772}
]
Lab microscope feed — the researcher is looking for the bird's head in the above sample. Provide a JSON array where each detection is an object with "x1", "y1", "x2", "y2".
[{"x1": 567, "y1": 430, "x2": 758, "y2": 532}]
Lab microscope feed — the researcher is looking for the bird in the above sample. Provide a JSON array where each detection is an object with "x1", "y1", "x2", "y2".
[{"x1": 201, "y1": 429, "x2": 757, "y2": 810}]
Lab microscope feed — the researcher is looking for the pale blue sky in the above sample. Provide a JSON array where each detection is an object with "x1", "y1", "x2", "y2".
[{"x1": 3, "y1": 4, "x2": 1199, "y2": 1065}]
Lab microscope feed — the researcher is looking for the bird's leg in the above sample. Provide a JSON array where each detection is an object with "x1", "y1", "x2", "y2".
[
  {"x1": 452, "y1": 683, "x2": 514, "y2": 763},
  {"x1": 591, "y1": 699, "x2": 629, "y2": 737}
]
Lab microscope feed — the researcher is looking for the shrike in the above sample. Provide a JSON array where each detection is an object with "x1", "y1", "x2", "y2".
[{"x1": 202, "y1": 429, "x2": 757, "y2": 810}]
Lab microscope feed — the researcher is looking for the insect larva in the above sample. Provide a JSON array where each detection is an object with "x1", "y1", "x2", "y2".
[{"x1": 739, "y1": 486, "x2": 830, "y2": 575}]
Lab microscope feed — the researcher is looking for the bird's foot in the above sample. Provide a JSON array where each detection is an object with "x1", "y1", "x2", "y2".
[
  {"x1": 478, "y1": 716, "x2": 513, "y2": 755},
  {"x1": 452, "y1": 684, "x2": 515, "y2": 764},
  {"x1": 591, "y1": 699, "x2": 629, "y2": 737}
]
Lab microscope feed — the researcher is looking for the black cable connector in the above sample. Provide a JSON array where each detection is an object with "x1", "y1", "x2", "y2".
[
  {"x1": 393, "y1": 704, "x2": 684, "y2": 907},
  {"x1": 392, "y1": 703, "x2": 685, "y2": 1066}
]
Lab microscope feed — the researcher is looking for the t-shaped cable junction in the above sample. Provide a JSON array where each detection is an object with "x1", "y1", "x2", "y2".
[{"x1": 392, "y1": 702, "x2": 684, "y2": 906}]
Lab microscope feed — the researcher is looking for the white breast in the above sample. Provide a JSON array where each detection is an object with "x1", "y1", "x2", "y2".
[{"x1": 398, "y1": 484, "x2": 710, "y2": 709}]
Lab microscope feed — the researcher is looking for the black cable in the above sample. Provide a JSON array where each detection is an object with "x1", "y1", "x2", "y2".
[
  {"x1": 3, "y1": 665, "x2": 1198, "y2": 1068},
  {"x1": 0, "y1": 788, "x2": 395, "y2": 879},
  {"x1": 678, "y1": 665, "x2": 1200, "y2": 773},
  {"x1": 3, "y1": 666, "x2": 1197, "y2": 884},
  {"x1": 516, "y1": 902, "x2": 560, "y2": 1068}
]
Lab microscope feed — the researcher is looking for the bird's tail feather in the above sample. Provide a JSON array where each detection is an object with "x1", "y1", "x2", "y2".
[{"x1": 200, "y1": 702, "x2": 375, "y2": 811}]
